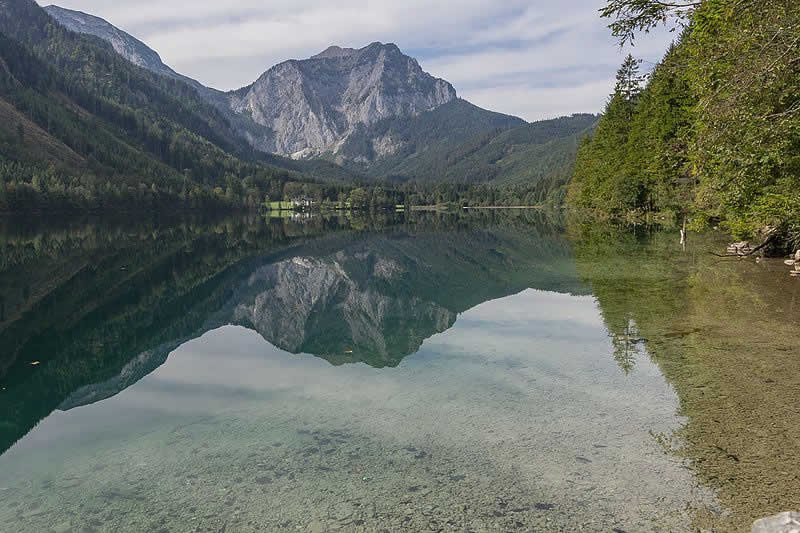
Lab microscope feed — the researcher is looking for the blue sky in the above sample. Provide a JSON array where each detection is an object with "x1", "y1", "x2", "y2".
[{"x1": 45, "y1": 0, "x2": 674, "y2": 120}]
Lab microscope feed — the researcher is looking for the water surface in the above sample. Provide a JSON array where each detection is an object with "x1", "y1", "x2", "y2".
[{"x1": 0, "y1": 213, "x2": 796, "y2": 532}]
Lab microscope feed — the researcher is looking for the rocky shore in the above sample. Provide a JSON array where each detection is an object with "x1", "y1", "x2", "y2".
[
  {"x1": 726, "y1": 240, "x2": 800, "y2": 278},
  {"x1": 785, "y1": 249, "x2": 800, "y2": 277}
]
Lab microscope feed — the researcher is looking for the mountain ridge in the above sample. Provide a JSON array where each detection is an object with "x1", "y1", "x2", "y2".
[
  {"x1": 6, "y1": 1, "x2": 599, "y2": 198},
  {"x1": 0, "y1": 0, "x2": 340, "y2": 213},
  {"x1": 39, "y1": 6, "x2": 535, "y2": 173},
  {"x1": 44, "y1": 5, "x2": 183, "y2": 81}
]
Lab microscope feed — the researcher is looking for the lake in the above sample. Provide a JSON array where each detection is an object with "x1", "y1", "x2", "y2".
[{"x1": 0, "y1": 212, "x2": 797, "y2": 532}]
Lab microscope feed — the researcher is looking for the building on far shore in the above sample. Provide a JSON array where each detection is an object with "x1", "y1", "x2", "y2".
[{"x1": 290, "y1": 196, "x2": 315, "y2": 210}]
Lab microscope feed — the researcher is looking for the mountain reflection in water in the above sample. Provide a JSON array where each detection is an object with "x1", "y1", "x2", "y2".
[
  {"x1": 2, "y1": 212, "x2": 797, "y2": 532},
  {"x1": 0, "y1": 211, "x2": 585, "y2": 454}
]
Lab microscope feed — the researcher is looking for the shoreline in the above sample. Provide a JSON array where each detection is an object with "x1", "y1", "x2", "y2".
[{"x1": 462, "y1": 206, "x2": 542, "y2": 210}]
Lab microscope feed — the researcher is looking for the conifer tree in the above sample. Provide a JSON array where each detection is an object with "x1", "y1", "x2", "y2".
[{"x1": 614, "y1": 54, "x2": 645, "y2": 106}]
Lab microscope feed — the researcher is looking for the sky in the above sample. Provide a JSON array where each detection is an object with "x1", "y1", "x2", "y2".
[{"x1": 45, "y1": 0, "x2": 675, "y2": 121}]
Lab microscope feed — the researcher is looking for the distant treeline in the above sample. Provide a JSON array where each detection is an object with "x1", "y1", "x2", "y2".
[{"x1": 0, "y1": 158, "x2": 558, "y2": 214}]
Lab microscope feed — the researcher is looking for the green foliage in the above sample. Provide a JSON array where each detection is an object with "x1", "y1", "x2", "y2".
[
  {"x1": 337, "y1": 99, "x2": 524, "y2": 178},
  {"x1": 573, "y1": 0, "x2": 799, "y2": 242},
  {"x1": 600, "y1": 0, "x2": 699, "y2": 45},
  {"x1": 337, "y1": 100, "x2": 596, "y2": 202},
  {"x1": 686, "y1": 0, "x2": 800, "y2": 238},
  {"x1": 615, "y1": 54, "x2": 646, "y2": 106},
  {"x1": 0, "y1": 0, "x2": 358, "y2": 213},
  {"x1": 568, "y1": 52, "x2": 682, "y2": 215},
  {"x1": 410, "y1": 114, "x2": 598, "y2": 204},
  {"x1": 348, "y1": 187, "x2": 369, "y2": 209}
]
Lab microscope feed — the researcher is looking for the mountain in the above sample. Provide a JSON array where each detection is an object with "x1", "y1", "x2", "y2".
[
  {"x1": 41, "y1": 4, "x2": 356, "y2": 182},
  {"x1": 0, "y1": 0, "x2": 270, "y2": 204},
  {"x1": 17, "y1": 0, "x2": 593, "y2": 199},
  {"x1": 341, "y1": 107, "x2": 596, "y2": 187},
  {"x1": 229, "y1": 42, "x2": 462, "y2": 157},
  {"x1": 0, "y1": 0, "x2": 373, "y2": 214},
  {"x1": 43, "y1": 5, "x2": 198, "y2": 88},
  {"x1": 36, "y1": 8, "x2": 530, "y2": 175}
]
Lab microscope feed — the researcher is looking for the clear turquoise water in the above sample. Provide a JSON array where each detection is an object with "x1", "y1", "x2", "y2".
[{"x1": 2, "y1": 213, "x2": 795, "y2": 532}]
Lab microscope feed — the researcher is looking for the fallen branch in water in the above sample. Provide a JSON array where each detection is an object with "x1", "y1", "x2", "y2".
[{"x1": 713, "y1": 228, "x2": 781, "y2": 258}]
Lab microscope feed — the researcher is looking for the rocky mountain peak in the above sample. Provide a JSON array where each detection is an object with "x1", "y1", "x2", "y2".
[
  {"x1": 41, "y1": 6, "x2": 523, "y2": 170},
  {"x1": 312, "y1": 45, "x2": 358, "y2": 59},
  {"x1": 231, "y1": 41, "x2": 458, "y2": 158}
]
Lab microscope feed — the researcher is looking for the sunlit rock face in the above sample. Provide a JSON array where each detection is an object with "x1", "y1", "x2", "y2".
[
  {"x1": 232, "y1": 254, "x2": 456, "y2": 367},
  {"x1": 229, "y1": 43, "x2": 457, "y2": 157}
]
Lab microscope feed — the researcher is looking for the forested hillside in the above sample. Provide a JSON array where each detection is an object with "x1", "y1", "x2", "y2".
[
  {"x1": 0, "y1": 0, "x2": 328, "y2": 213},
  {"x1": 337, "y1": 101, "x2": 596, "y2": 203},
  {"x1": 569, "y1": 0, "x2": 799, "y2": 246},
  {"x1": 336, "y1": 99, "x2": 523, "y2": 175},
  {"x1": 351, "y1": 104, "x2": 594, "y2": 184}
]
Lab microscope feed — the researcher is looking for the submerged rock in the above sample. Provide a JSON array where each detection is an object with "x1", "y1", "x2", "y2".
[{"x1": 752, "y1": 512, "x2": 800, "y2": 533}]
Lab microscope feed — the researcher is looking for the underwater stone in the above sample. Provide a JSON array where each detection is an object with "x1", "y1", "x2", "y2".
[{"x1": 752, "y1": 512, "x2": 800, "y2": 533}]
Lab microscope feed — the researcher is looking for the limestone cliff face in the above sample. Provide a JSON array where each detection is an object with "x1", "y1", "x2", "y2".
[
  {"x1": 232, "y1": 254, "x2": 456, "y2": 366},
  {"x1": 229, "y1": 43, "x2": 458, "y2": 157}
]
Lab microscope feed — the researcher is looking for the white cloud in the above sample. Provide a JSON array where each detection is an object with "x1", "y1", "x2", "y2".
[
  {"x1": 44, "y1": 0, "x2": 675, "y2": 120},
  {"x1": 465, "y1": 80, "x2": 616, "y2": 120}
]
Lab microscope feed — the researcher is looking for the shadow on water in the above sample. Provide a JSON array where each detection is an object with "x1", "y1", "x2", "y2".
[
  {"x1": 569, "y1": 219, "x2": 800, "y2": 531},
  {"x1": 0, "y1": 209, "x2": 585, "y2": 456}
]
